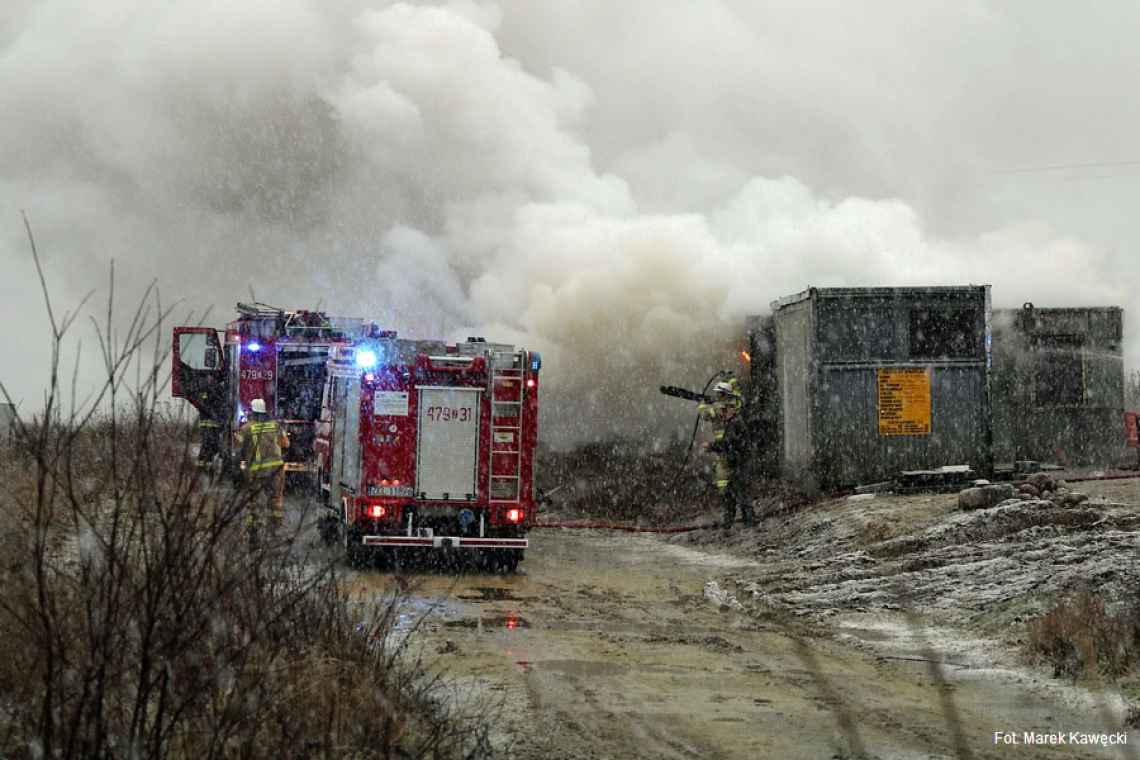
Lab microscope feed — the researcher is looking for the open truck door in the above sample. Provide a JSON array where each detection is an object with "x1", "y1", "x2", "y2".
[{"x1": 172, "y1": 327, "x2": 227, "y2": 419}]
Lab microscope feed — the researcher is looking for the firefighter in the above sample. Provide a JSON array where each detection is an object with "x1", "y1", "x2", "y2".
[
  {"x1": 194, "y1": 388, "x2": 225, "y2": 473},
  {"x1": 234, "y1": 398, "x2": 290, "y2": 537},
  {"x1": 699, "y1": 377, "x2": 754, "y2": 530},
  {"x1": 197, "y1": 415, "x2": 223, "y2": 471}
]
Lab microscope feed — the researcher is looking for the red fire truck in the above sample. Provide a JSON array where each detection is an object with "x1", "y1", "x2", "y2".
[
  {"x1": 172, "y1": 303, "x2": 371, "y2": 477},
  {"x1": 315, "y1": 336, "x2": 541, "y2": 572}
]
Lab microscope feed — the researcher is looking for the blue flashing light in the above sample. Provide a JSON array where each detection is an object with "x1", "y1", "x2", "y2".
[
  {"x1": 355, "y1": 349, "x2": 378, "y2": 370},
  {"x1": 247, "y1": 341, "x2": 262, "y2": 353},
  {"x1": 530, "y1": 351, "x2": 542, "y2": 371}
]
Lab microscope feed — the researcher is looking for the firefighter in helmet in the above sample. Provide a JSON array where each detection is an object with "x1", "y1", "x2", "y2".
[
  {"x1": 699, "y1": 376, "x2": 754, "y2": 530},
  {"x1": 234, "y1": 398, "x2": 290, "y2": 537}
]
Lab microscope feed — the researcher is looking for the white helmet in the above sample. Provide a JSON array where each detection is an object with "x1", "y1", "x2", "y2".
[
  {"x1": 250, "y1": 398, "x2": 268, "y2": 414},
  {"x1": 713, "y1": 381, "x2": 738, "y2": 397}
]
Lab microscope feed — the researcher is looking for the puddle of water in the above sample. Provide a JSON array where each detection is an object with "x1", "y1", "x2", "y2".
[
  {"x1": 443, "y1": 614, "x2": 531, "y2": 630},
  {"x1": 382, "y1": 595, "x2": 468, "y2": 632}
]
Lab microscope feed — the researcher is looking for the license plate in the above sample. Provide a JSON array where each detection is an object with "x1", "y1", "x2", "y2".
[{"x1": 367, "y1": 484, "x2": 414, "y2": 497}]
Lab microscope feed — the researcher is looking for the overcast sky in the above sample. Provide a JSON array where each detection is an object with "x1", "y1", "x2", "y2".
[{"x1": 2, "y1": 1, "x2": 1138, "y2": 441}]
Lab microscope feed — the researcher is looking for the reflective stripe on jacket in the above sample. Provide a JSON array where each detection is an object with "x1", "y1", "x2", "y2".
[
  {"x1": 698, "y1": 397, "x2": 742, "y2": 443},
  {"x1": 700, "y1": 396, "x2": 745, "y2": 490},
  {"x1": 237, "y1": 419, "x2": 286, "y2": 472}
]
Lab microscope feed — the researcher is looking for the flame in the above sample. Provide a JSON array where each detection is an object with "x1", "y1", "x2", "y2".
[{"x1": 740, "y1": 351, "x2": 751, "y2": 363}]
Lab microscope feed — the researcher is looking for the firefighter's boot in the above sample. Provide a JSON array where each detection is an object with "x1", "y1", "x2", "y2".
[
  {"x1": 720, "y1": 487, "x2": 734, "y2": 531},
  {"x1": 269, "y1": 472, "x2": 286, "y2": 540},
  {"x1": 267, "y1": 511, "x2": 285, "y2": 542},
  {"x1": 741, "y1": 500, "x2": 756, "y2": 529},
  {"x1": 246, "y1": 519, "x2": 260, "y2": 549}
]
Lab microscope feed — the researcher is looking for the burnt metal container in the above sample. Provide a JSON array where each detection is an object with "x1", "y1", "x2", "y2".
[
  {"x1": 762, "y1": 286, "x2": 993, "y2": 489},
  {"x1": 991, "y1": 305, "x2": 1124, "y2": 466}
]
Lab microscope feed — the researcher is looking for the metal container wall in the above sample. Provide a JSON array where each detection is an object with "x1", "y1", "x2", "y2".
[
  {"x1": 770, "y1": 287, "x2": 992, "y2": 488},
  {"x1": 991, "y1": 306, "x2": 1124, "y2": 466},
  {"x1": 815, "y1": 362, "x2": 989, "y2": 486},
  {"x1": 774, "y1": 298, "x2": 814, "y2": 475}
]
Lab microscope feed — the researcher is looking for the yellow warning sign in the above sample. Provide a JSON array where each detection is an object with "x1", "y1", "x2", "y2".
[{"x1": 877, "y1": 368, "x2": 932, "y2": 436}]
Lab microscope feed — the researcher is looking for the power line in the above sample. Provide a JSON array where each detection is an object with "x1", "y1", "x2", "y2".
[{"x1": 994, "y1": 159, "x2": 1140, "y2": 175}]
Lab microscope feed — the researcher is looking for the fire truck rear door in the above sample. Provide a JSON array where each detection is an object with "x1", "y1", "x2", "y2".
[{"x1": 415, "y1": 387, "x2": 482, "y2": 500}]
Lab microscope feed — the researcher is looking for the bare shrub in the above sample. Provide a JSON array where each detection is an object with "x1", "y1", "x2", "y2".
[
  {"x1": 0, "y1": 219, "x2": 491, "y2": 759},
  {"x1": 1027, "y1": 588, "x2": 1140, "y2": 681},
  {"x1": 538, "y1": 438, "x2": 717, "y2": 522},
  {"x1": 857, "y1": 519, "x2": 897, "y2": 545}
]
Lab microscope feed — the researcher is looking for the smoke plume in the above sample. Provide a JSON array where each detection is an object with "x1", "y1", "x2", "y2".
[{"x1": 2, "y1": 1, "x2": 1136, "y2": 443}]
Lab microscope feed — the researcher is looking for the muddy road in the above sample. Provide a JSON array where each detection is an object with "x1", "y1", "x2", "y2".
[{"x1": 342, "y1": 526, "x2": 1135, "y2": 759}]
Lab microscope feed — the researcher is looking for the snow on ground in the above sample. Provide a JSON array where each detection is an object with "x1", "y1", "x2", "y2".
[{"x1": 671, "y1": 475, "x2": 1140, "y2": 726}]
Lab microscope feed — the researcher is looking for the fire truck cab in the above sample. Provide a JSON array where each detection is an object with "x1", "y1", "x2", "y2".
[
  {"x1": 317, "y1": 335, "x2": 541, "y2": 572},
  {"x1": 172, "y1": 303, "x2": 368, "y2": 476}
]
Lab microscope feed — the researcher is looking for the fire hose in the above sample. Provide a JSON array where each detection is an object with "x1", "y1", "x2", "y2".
[
  {"x1": 664, "y1": 368, "x2": 734, "y2": 494},
  {"x1": 531, "y1": 520, "x2": 720, "y2": 533}
]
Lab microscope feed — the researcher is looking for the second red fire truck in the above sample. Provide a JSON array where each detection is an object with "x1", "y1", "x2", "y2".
[
  {"x1": 315, "y1": 335, "x2": 542, "y2": 572},
  {"x1": 172, "y1": 303, "x2": 371, "y2": 478}
]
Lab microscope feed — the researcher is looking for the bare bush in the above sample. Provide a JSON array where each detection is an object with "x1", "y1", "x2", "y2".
[
  {"x1": 538, "y1": 438, "x2": 718, "y2": 522},
  {"x1": 857, "y1": 519, "x2": 898, "y2": 545},
  {"x1": 0, "y1": 219, "x2": 491, "y2": 759},
  {"x1": 1027, "y1": 588, "x2": 1140, "y2": 681}
]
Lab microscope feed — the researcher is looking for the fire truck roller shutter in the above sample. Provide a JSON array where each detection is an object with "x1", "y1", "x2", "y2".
[{"x1": 415, "y1": 387, "x2": 482, "y2": 501}]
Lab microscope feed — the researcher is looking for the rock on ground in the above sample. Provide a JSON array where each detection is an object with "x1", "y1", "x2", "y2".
[{"x1": 958, "y1": 483, "x2": 1015, "y2": 510}]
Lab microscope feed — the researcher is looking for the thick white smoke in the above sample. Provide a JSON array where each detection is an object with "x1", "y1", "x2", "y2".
[{"x1": 2, "y1": 1, "x2": 1135, "y2": 443}]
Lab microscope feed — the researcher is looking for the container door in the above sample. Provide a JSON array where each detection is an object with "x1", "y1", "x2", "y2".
[{"x1": 415, "y1": 387, "x2": 482, "y2": 500}]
